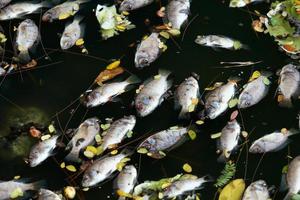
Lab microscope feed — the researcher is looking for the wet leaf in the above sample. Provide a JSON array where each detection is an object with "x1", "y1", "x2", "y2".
[
  {"x1": 83, "y1": 150, "x2": 95, "y2": 158},
  {"x1": 183, "y1": 163, "x2": 192, "y2": 173},
  {"x1": 218, "y1": 179, "x2": 245, "y2": 200},
  {"x1": 228, "y1": 98, "x2": 239, "y2": 108},
  {"x1": 159, "y1": 31, "x2": 170, "y2": 39},
  {"x1": 96, "y1": 146, "x2": 104, "y2": 155},
  {"x1": 86, "y1": 146, "x2": 98, "y2": 154},
  {"x1": 60, "y1": 162, "x2": 66, "y2": 168},
  {"x1": 120, "y1": 157, "x2": 130, "y2": 163},
  {"x1": 122, "y1": 11, "x2": 129, "y2": 15},
  {"x1": 75, "y1": 38, "x2": 84, "y2": 46},
  {"x1": 95, "y1": 67, "x2": 124, "y2": 85},
  {"x1": 154, "y1": 74, "x2": 161, "y2": 79},
  {"x1": 168, "y1": 29, "x2": 181, "y2": 36},
  {"x1": 10, "y1": 187, "x2": 23, "y2": 199},
  {"x1": 82, "y1": 188, "x2": 89, "y2": 191},
  {"x1": 249, "y1": 71, "x2": 261, "y2": 82},
  {"x1": 66, "y1": 165, "x2": 77, "y2": 172},
  {"x1": 211, "y1": 132, "x2": 222, "y2": 139},
  {"x1": 48, "y1": 124, "x2": 56, "y2": 133},
  {"x1": 263, "y1": 77, "x2": 271, "y2": 85},
  {"x1": 101, "y1": 124, "x2": 110, "y2": 131},
  {"x1": 111, "y1": 150, "x2": 118, "y2": 155},
  {"x1": 117, "y1": 189, "x2": 132, "y2": 198},
  {"x1": 14, "y1": 175, "x2": 20, "y2": 180},
  {"x1": 64, "y1": 186, "x2": 76, "y2": 199},
  {"x1": 188, "y1": 130, "x2": 197, "y2": 140},
  {"x1": 241, "y1": 131, "x2": 248, "y2": 138},
  {"x1": 41, "y1": 134, "x2": 51, "y2": 141},
  {"x1": 117, "y1": 162, "x2": 126, "y2": 171},
  {"x1": 126, "y1": 130, "x2": 133, "y2": 138},
  {"x1": 95, "y1": 134, "x2": 102, "y2": 143},
  {"x1": 159, "y1": 151, "x2": 166, "y2": 157},
  {"x1": 170, "y1": 126, "x2": 179, "y2": 130},
  {"x1": 282, "y1": 164, "x2": 288, "y2": 174},
  {"x1": 137, "y1": 148, "x2": 148, "y2": 154},
  {"x1": 196, "y1": 120, "x2": 204, "y2": 125},
  {"x1": 188, "y1": 104, "x2": 196, "y2": 112},
  {"x1": 233, "y1": 41, "x2": 242, "y2": 50},
  {"x1": 106, "y1": 60, "x2": 120, "y2": 70},
  {"x1": 58, "y1": 13, "x2": 71, "y2": 20}
]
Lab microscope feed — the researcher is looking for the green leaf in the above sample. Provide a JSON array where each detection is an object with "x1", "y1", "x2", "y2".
[
  {"x1": 228, "y1": 98, "x2": 239, "y2": 108},
  {"x1": 263, "y1": 77, "x2": 271, "y2": 85},
  {"x1": 282, "y1": 164, "x2": 288, "y2": 174},
  {"x1": 126, "y1": 130, "x2": 133, "y2": 138},
  {"x1": 233, "y1": 41, "x2": 242, "y2": 50},
  {"x1": 214, "y1": 161, "x2": 236, "y2": 188},
  {"x1": 267, "y1": 14, "x2": 295, "y2": 37},
  {"x1": 188, "y1": 130, "x2": 197, "y2": 140}
]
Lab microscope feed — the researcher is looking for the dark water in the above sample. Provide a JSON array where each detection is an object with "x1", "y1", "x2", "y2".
[{"x1": 0, "y1": 0, "x2": 299, "y2": 199}]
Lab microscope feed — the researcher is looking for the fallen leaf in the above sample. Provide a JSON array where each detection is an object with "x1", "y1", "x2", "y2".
[
  {"x1": 249, "y1": 71, "x2": 261, "y2": 82},
  {"x1": 106, "y1": 60, "x2": 121, "y2": 70},
  {"x1": 183, "y1": 163, "x2": 192, "y2": 173},
  {"x1": 66, "y1": 165, "x2": 77, "y2": 172},
  {"x1": 263, "y1": 77, "x2": 271, "y2": 85},
  {"x1": 228, "y1": 98, "x2": 239, "y2": 108},
  {"x1": 111, "y1": 150, "x2": 118, "y2": 155},
  {"x1": 41, "y1": 134, "x2": 51, "y2": 141},
  {"x1": 83, "y1": 150, "x2": 95, "y2": 158},
  {"x1": 48, "y1": 124, "x2": 56, "y2": 133},
  {"x1": 95, "y1": 67, "x2": 124, "y2": 85},
  {"x1": 60, "y1": 162, "x2": 66, "y2": 168},
  {"x1": 75, "y1": 38, "x2": 84, "y2": 46},
  {"x1": 137, "y1": 148, "x2": 148, "y2": 154},
  {"x1": 159, "y1": 31, "x2": 170, "y2": 39},
  {"x1": 211, "y1": 132, "x2": 222, "y2": 139},
  {"x1": 188, "y1": 130, "x2": 197, "y2": 140},
  {"x1": 196, "y1": 120, "x2": 204, "y2": 125},
  {"x1": 10, "y1": 187, "x2": 23, "y2": 199},
  {"x1": 218, "y1": 179, "x2": 245, "y2": 200},
  {"x1": 86, "y1": 146, "x2": 98, "y2": 154}
]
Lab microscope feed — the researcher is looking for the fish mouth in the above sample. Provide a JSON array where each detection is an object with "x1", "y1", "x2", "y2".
[{"x1": 135, "y1": 57, "x2": 150, "y2": 68}]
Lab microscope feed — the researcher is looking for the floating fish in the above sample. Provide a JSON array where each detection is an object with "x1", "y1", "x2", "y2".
[
  {"x1": 164, "y1": 0, "x2": 190, "y2": 30},
  {"x1": 0, "y1": 1, "x2": 51, "y2": 20},
  {"x1": 28, "y1": 135, "x2": 60, "y2": 167},
  {"x1": 101, "y1": 115, "x2": 136, "y2": 152},
  {"x1": 15, "y1": 19, "x2": 39, "y2": 63},
  {"x1": 81, "y1": 149, "x2": 132, "y2": 187},
  {"x1": 60, "y1": 15, "x2": 84, "y2": 50},
  {"x1": 276, "y1": 64, "x2": 300, "y2": 108},
  {"x1": 38, "y1": 189, "x2": 62, "y2": 200},
  {"x1": 242, "y1": 180, "x2": 270, "y2": 200},
  {"x1": 42, "y1": 0, "x2": 89, "y2": 22},
  {"x1": 135, "y1": 33, "x2": 163, "y2": 69},
  {"x1": 135, "y1": 69, "x2": 172, "y2": 117},
  {"x1": 114, "y1": 165, "x2": 137, "y2": 200},
  {"x1": 249, "y1": 129, "x2": 299, "y2": 154},
  {"x1": 217, "y1": 119, "x2": 241, "y2": 162},
  {"x1": 284, "y1": 155, "x2": 300, "y2": 200},
  {"x1": 82, "y1": 75, "x2": 140, "y2": 108},
  {"x1": 65, "y1": 118, "x2": 100, "y2": 162},
  {"x1": 174, "y1": 75, "x2": 200, "y2": 119},
  {"x1": 238, "y1": 72, "x2": 271, "y2": 109},
  {"x1": 119, "y1": 0, "x2": 154, "y2": 12},
  {"x1": 0, "y1": 179, "x2": 45, "y2": 200},
  {"x1": 137, "y1": 126, "x2": 188, "y2": 159},
  {"x1": 195, "y1": 35, "x2": 245, "y2": 50},
  {"x1": 0, "y1": 0, "x2": 11, "y2": 9}
]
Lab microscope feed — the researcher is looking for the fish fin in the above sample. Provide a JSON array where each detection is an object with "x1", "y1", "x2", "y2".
[
  {"x1": 178, "y1": 109, "x2": 190, "y2": 120},
  {"x1": 202, "y1": 174, "x2": 215, "y2": 183},
  {"x1": 18, "y1": 50, "x2": 31, "y2": 63},
  {"x1": 280, "y1": 173, "x2": 288, "y2": 192},
  {"x1": 158, "y1": 68, "x2": 172, "y2": 78},
  {"x1": 64, "y1": 150, "x2": 82, "y2": 163},
  {"x1": 287, "y1": 128, "x2": 300, "y2": 137},
  {"x1": 29, "y1": 179, "x2": 47, "y2": 191},
  {"x1": 278, "y1": 97, "x2": 293, "y2": 108},
  {"x1": 217, "y1": 151, "x2": 230, "y2": 163},
  {"x1": 125, "y1": 75, "x2": 141, "y2": 85}
]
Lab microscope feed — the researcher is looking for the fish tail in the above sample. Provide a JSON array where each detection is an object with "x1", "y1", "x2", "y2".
[
  {"x1": 217, "y1": 152, "x2": 229, "y2": 163},
  {"x1": 283, "y1": 192, "x2": 294, "y2": 200},
  {"x1": 178, "y1": 109, "x2": 190, "y2": 119},
  {"x1": 126, "y1": 75, "x2": 141, "y2": 85},
  {"x1": 28, "y1": 180, "x2": 46, "y2": 191},
  {"x1": 278, "y1": 97, "x2": 293, "y2": 108},
  {"x1": 201, "y1": 174, "x2": 214, "y2": 183},
  {"x1": 65, "y1": 150, "x2": 81, "y2": 163},
  {"x1": 158, "y1": 68, "x2": 172, "y2": 78},
  {"x1": 287, "y1": 128, "x2": 300, "y2": 137},
  {"x1": 18, "y1": 50, "x2": 31, "y2": 63}
]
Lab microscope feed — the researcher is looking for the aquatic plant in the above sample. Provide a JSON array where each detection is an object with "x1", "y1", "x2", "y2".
[{"x1": 214, "y1": 161, "x2": 236, "y2": 188}]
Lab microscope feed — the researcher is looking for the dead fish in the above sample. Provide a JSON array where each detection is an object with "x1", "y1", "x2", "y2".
[
  {"x1": 135, "y1": 33, "x2": 162, "y2": 69},
  {"x1": 83, "y1": 75, "x2": 141, "y2": 108},
  {"x1": 0, "y1": 179, "x2": 45, "y2": 200},
  {"x1": 238, "y1": 73, "x2": 271, "y2": 109},
  {"x1": 119, "y1": 0, "x2": 154, "y2": 12},
  {"x1": 0, "y1": 1, "x2": 51, "y2": 20},
  {"x1": 230, "y1": 0, "x2": 268, "y2": 8},
  {"x1": 217, "y1": 119, "x2": 241, "y2": 162},
  {"x1": 195, "y1": 35, "x2": 245, "y2": 50},
  {"x1": 42, "y1": 0, "x2": 89, "y2": 22},
  {"x1": 38, "y1": 189, "x2": 62, "y2": 200},
  {"x1": 101, "y1": 115, "x2": 136, "y2": 152},
  {"x1": 135, "y1": 69, "x2": 172, "y2": 117},
  {"x1": 242, "y1": 180, "x2": 270, "y2": 200},
  {"x1": 0, "y1": 0, "x2": 11, "y2": 9},
  {"x1": 174, "y1": 76, "x2": 200, "y2": 119},
  {"x1": 284, "y1": 155, "x2": 300, "y2": 200},
  {"x1": 164, "y1": 0, "x2": 190, "y2": 30},
  {"x1": 15, "y1": 19, "x2": 39, "y2": 63},
  {"x1": 204, "y1": 79, "x2": 238, "y2": 119},
  {"x1": 60, "y1": 15, "x2": 84, "y2": 50},
  {"x1": 276, "y1": 64, "x2": 300, "y2": 108},
  {"x1": 249, "y1": 129, "x2": 299, "y2": 154},
  {"x1": 28, "y1": 135, "x2": 60, "y2": 167},
  {"x1": 161, "y1": 175, "x2": 211, "y2": 199},
  {"x1": 65, "y1": 118, "x2": 100, "y2": 162},
  {"x1": 137, "y1": 126, "x2": 188, "y2": 159},
  {"x1": 114, "y1": 165, "x2": 137, "y2": 200},
  {"x1": 81, "y1": 149, "x2": 132, "y2": 187}
]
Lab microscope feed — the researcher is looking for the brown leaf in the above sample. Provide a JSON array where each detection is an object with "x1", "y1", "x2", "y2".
[
  {"x1": 29, "y1": 126, "x2": 41, "y2": 138},
  {"x1": 94, "y1": 67, "x2": 124, "y2": 85}
]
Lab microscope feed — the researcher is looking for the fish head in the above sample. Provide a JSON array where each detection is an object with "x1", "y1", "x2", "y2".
[
  {"x1": 229, "y1": 0, "x2": 246, "y2": 8},
  {"x1": 60, "y1": 34, "x2": 75, "y2": 50},
  {"x1": 249, "y1": 142, "x2": 264, "y2": 154},
  {"x1": 252, "y1": 180, "x2": 268, "y2": 190},
  {"x1": 42, "y1": 11, "x2": 55, "y2": 22},
  {"x1": 238, "y1": 93, "x2": 253, "y2": 109},
  {"x1": 119, "y1": 0, "x2": 135, "y2": 12},
  {"x1": 206, "y1": 101, "x2": 222, "y2": 119},
  {"x1": 135, "y1": 95, "x2": 156, "y2": 117},
  {"x1": 135, "y1": 50, "x2": 152, "y2": 68},
  {"x1": 81, "y1": 90, "x2": 102, "y2": 108},
  {"x1": 195, "y1": 35, "x2": 208, "y2": 45},
  {"x1": 281, "y1": 64, "x2": 298, "y2": 74},
  {"x1": 82, "y1": 169, "x2": 102, "y2": 188}
]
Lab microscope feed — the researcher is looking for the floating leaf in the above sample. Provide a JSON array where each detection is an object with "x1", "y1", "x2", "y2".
[
  {"x1": 241, "y1": 131, "x2": 248, "y2": 138},
  {"x1": 263, "y1": 77, "x2": 271, "y2": 85},
  {"x1": 66, "y1": 165, "x2": 77, "y2": 172},
  {"x1": 10, "y1": 187, "x2": 23, "y2": 199},
  {"x1": 249, "y1": 71, "x2": 261, "y2": 82},
  {"x1": 168, "y1": 29, "x2": 181, "y2": 36},
  {"x1": 154, "y1": 74, "x2": 161, "y2": 79},
  {"x1": 14, "y1": 175, "x2": 20, "y2": 180},
  {"x1": 48, "y1": 124, "x2": 56, "y2": 133},
  {"x1": 75, "y1": 38, "x2": 84, "y2": 46},
  {"x1": 159, "y1": 31, "x2": 170, "y2": 39},
  {"x1": 183, "y1": 163, "x2": 192, "y2": 173},
  {"x1": 126, "y1": 130, "x2": 133, "y2": 138},
  {"x1": 196, "y1": 120, "x2": 204, "y2": 125},
  {"x1": 111, "y1": 150, "x2": 118, "y2": 155},
  {"x1": 106, "y1": 60, "x2": 120, "y2": 70},
  {"x1": 159, "y1": 151, "x2": 166, "y2": 157},
  {"x1": 117, "y1": 162, "x2": 126, "y2": 171},
  {"x1": 86, "y1": 146, "x2": 98, "y2": 154},
  {"x1": 83, "y1": 150, "x2": 95, "y2": 158},
  {"x1": 96, "y1": 146, "x2": 104, "y2": 155},
  {"x1": 101, "y1": 124, "x2": 110, "y2": 131},
  {"x1": 122, "y1": 11, "x2": 129, "y2": 15},
  {"x1": 82, "y1": 188, "x2": 89, "y2": 191},
  {"x1": 95, "y1": 134, "x2": 102, "y2": 143},
  {"x1": 64, "y1": 186, "x2": 76, "y2": 199},
  {"x1": 170, "y1": 126, "x2": 179, "y2": 130},
  {"x1": 41, "y1": 134, "x2": 51, "y2": 141},
  {"x1": 188, "y1": 130, "x2": 197, "y2": 140},
  {"x1": 188, "y1": 104, "x2": 196, "y2": 112},
  {"x1": 218, "y1": 179, "x2": 245, "y2": 200},
  {"x1": 120, "y1": 157, "x2": 131, "y2": 163},
  {"x1": 117, "y1": 189, "x2": 132, "y2": 198},
  {"x1": 214, "y1": 162, "x2": 236, "y2": 188},
  {"x1": 211, "y1": 132, "x2": 222, "y2": 139},
  {"x1": 282, "y1": 164, "x2": 289, "y2": 174},
  {"x1": 59, "y1": 12, "x2": 72, "y2": 20},
  {"x1": 137, "y1": 148, "x2": 148, "y2": 154},
  {"x1": 60, "y1": 162, "x2": 66, "y2": 169},
  {"x1": 228, "y1": 98, "x2": 239, "y2": 108},
  {"x1": 233, "y1": 41, "x2": 242, "y2": 50}
]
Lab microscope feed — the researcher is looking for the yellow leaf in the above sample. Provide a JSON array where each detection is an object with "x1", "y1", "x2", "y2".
[
  {"x1": 117, "y1": 162, "x2": 126, "y2": 171},
  {"x1": 96, "y1": 146, "x2": 104, "y2": 155},
  {"x1": 211, "y1": 132, "x2": 222, "y2": 139},
  {"x1": 137, "y1": 148, "x2": 148, "y2": 154},
  {"x1": 75, "y1": 38, "x2": 84, "y2": 46},
  {"x1": 106, "y1": 60, "x2": 120, "y2": 70},
  {"x1": 95, "y1": 134, "x2": 102, "y2": 143},
  {"x1": 48, "y1": 124, "x2": 56, "y2": 133},
  {"x1": 116, "y1": 25, "x2": 126, "y2": 31},
  {"x1": 122, "y1": 11, "x2": 130, "y2": 15},
  {"x1": 161, "y1": 182, "x2": 171, "y2": 189},
  {"x1": 188, "y1": 130, "x2": 197, "y2": 140},
  {"x1": 82, "y1": 188, "x2": 89, "y2": 191},
  {"x1": 196, "y1": 120, "x2": 204, "y2": 125},
  {"x1": 159, "y1": 31, "x2": 170, "y2": 39},
  {"x1": 41, "y1": 134, "x2": 51, "y2": 141},
  {"x1": 10, "y1": 187, "x2": 23, "y2": 199},
  {"x1": 183, "y1": 163, "x2": 192, "y2": 173},
  {"x1": 86, "y1": 146, "x2": 98, "y2": 154},
  {"x1": 83, "y1": 150, "x2": 95, "y2": 158},
  {"x1": 60, "y1": 162, "x2": 66, "y2": 168},
  {"x1": 167, "y1": 29, "x2": 181, "y2": 36},
  {"x1": 110, "y1": 149, "x2": 118, "y2": 155},
  {"x1": 58, "y1": 13, "x2": 71, "y2": 20},
  {"x1": 14, "y1": 175, "x2": 20, "y2": 180},
  {"x1": 241, "y1": 131, "x2": 248, "y2": 138},
  {"x1": 66, "y1": 165, "x2": 77, "y2": 172},
  {"x1": 120, "y1": 157, "x2": 130, "y2": 163},
  {"x1": 188, "y1": 104, "x2": 195, "y2": 112},
  {"x1": 249, "y1": 70, "x2": 261, "y2": 82},
  {"x1": 219, "y1": 179, "x2": 245, "y2": 200},
  {"x1": 117, "y1": 189, "x2": 132, "y2": 198},
  {"x1": 154, "y1": 74, "x2": 161, "y2": 79},
  {"x1": 191, "y1": 98, "x2": 199, "y2": 105}
]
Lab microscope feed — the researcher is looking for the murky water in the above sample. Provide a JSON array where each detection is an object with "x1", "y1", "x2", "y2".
[{"x1": 0, "y1": 0, "x2": 299, "y2": 199}]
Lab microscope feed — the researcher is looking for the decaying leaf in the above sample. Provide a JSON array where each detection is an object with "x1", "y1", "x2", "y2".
[
  {"x1": 218, "y1": 179, "x2": 245, "y2": 200},
  {"x1": 188, "y1": 130, "x2": 197, "y2": 140},
  {"x1": 66, "y1": 165, "x2": 77, "y2": 172},
  {"x1": 94, "y1": 66, "x2": 124, "y2": 85},
  {"x1": 182, "y1": 163, "x2": 192, "y2": 173}
]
